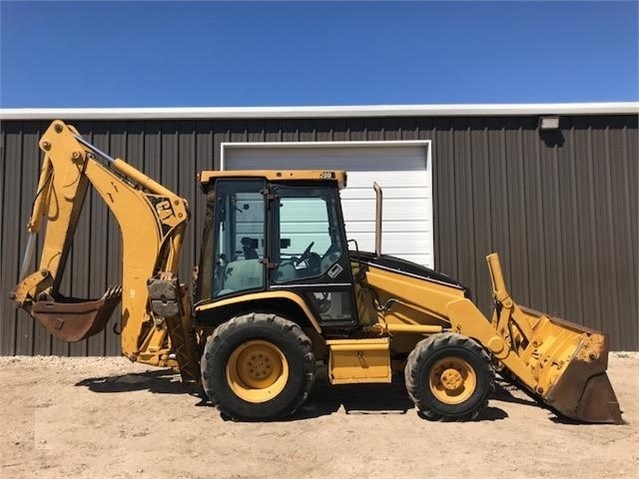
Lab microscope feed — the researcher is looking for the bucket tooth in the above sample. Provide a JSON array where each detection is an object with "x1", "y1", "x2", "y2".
[{"x1": 30, "y1": 286, "x2": 122, "y2": 342}]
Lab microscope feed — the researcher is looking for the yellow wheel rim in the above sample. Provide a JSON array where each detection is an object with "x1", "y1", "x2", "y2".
[
  {"x1": 428, "y1": 357, "x2": 476, "y2": 405},
  {"x1": 226, "y1": 340, "x2": 289, "y2": 403}
]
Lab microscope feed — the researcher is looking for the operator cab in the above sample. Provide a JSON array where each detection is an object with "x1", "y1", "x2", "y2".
[{"x1": 195, "y1": 171, "x2": 358, "y2": 331}]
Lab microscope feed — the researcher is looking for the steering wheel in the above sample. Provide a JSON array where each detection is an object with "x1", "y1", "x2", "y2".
[{"x1": 296, "y1": 241, "x2": 315, "y2": 266}]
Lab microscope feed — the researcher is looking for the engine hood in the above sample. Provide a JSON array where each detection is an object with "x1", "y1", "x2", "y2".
[{"x1": 350, "y1": 251, "x2": 471, "y2": 298}]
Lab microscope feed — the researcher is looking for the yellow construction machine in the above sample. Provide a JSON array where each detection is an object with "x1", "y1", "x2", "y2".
[{"x1": 10, "y1": 120, "x2": 623, "y2": 423}]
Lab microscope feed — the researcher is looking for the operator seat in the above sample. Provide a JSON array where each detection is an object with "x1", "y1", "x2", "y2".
[{"x1": 216, "y1": 259, "x2": 262, "y2": 297}]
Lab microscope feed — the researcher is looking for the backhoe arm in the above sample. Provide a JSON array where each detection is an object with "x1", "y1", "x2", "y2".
[{"x1": 11, "y1": 121, "x2": 198, "y2": 379}]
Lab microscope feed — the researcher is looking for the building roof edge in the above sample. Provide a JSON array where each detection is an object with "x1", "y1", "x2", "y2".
[{"x1": 1, "y1": 102, "x2": 638, "y2": 120}]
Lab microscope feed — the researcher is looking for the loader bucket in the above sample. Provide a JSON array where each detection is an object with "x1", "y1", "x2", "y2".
[
  {"x1": 526, "y1": 310, "x2": 624, "y2": 424},
  {"x1": 486, "y1": 253, "x2": 623, "y2": 424},
  {"x1": 30, "y1": 286, "x2": 122, "y2": 342}
]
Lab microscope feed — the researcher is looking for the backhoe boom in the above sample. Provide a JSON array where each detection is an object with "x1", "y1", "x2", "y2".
[{"x1": 11, "y1": 121, "x2": 198, "y2": 379}]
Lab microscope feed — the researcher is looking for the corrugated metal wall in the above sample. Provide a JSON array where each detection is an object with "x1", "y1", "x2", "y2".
[{"x1": 1, "y1": 114, "x2": 637, "y2": 354}]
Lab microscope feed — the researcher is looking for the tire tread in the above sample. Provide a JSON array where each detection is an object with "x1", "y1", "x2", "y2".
[
  {"x1": 202, "y1": 312, "x2": 315, "y2": 420},
  {"x1": 405, "y1": 332, "x2": 495, "y2": 421}
]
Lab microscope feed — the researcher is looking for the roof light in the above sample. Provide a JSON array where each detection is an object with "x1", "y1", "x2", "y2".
[{"x1": 539, "y1": 116, "x2": 560, "y2": 131}]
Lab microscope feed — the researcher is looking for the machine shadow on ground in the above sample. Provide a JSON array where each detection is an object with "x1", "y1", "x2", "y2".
[
  {"x1": 75, "y1": 369, "x2": 510, "y2": 422},
  {"x1": 490, "y1": 379, "x2": 593, "y2": 425},
  {"x1": 75, "y1": 368, "x2": 206, "y2": 399},
  {"x1": 295, "y1": 379, "x2": 507, "y2": 422},
  {"x1": 492, "y1": 379, "x2": 540, "y2": 407}
]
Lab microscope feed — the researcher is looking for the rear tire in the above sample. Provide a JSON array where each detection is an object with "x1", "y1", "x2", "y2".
[
  {"x1": 405, "y1": 333, "x2": 495, "y2": 421},
  {"x1": 201, "y1": 312, "x2": 315, "y2": 421}
]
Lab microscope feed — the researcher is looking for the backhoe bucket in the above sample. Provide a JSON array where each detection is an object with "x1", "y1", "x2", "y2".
[
  {"x1": 30, "y1": 286, "x2": 122, "y2": 342},
  {"x1": 524, "y1": 309, "x2": 624, "y2": 424}
]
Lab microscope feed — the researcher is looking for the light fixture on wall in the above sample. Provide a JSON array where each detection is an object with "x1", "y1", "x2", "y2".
[{"x1": 539, "y1": 116, "x2": 560, "y2": 131}]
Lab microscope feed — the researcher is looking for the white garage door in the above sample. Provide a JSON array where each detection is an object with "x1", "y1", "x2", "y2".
[{"x1": 222, "y1": 142, "x2": 433, "y2": 267}]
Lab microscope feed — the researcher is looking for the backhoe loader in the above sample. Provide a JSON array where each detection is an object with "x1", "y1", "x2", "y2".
[{"x1": 10, "y1": 120, "x2": 623, "y2": 423}]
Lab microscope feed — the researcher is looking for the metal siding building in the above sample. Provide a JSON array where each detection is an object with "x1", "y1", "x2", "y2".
[{"x1": 1, "y1": 104, "x2": 637, "y2": 354}]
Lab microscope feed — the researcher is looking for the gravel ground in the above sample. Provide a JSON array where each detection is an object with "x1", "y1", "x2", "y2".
[{"x1": 1, "y1": 353, "x2": 637, "y2": 479}]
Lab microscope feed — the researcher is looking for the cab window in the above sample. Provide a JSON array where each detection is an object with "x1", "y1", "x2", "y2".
[
  {"x1": 272, "y1": 187, "x2": 343, "y2": 284},
  {"x1": 212, "y1": 180, "x2": 265, "y2": 298}
]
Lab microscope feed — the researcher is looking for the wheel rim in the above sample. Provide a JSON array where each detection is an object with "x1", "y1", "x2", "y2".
[
  {"x1": 226, "y1": 340, "x2": 289, "y2": 403},
  {"x1": 428, "y1": 357, "x2": 476, "y2": 405}
]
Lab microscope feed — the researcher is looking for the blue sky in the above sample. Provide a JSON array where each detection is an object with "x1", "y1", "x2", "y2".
[{"x1": 1, "y1": 1, "x2": 637, "y2": 107}]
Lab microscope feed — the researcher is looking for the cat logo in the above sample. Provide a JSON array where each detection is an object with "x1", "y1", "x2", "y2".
[{"x1": 154, "y1": 199, "x2": 176, "y2": 221}]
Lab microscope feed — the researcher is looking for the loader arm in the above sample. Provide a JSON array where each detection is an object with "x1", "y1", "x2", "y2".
[
  {"x1": 11, "y1": 120, "x2": 199, "y2": 380},
  {"x1": 358, "y1": 249, "x2": 622, "y2": 423}
]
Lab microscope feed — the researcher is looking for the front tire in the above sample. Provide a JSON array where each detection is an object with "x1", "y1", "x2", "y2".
[
  {"x1": 405, "y1": 333, "x2": 495, "y2": 421},
  {"x1": 201, "y1": 313, "x2": 316, "y2": 420}
]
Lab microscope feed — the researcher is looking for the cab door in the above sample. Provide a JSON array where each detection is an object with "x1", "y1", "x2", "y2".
[
  {"x1": 209, "y1": 179, "x2": 267, "y2": 299},
  {"x1": 267, "y1": 183, "x2": 359, "y2": 331}
]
